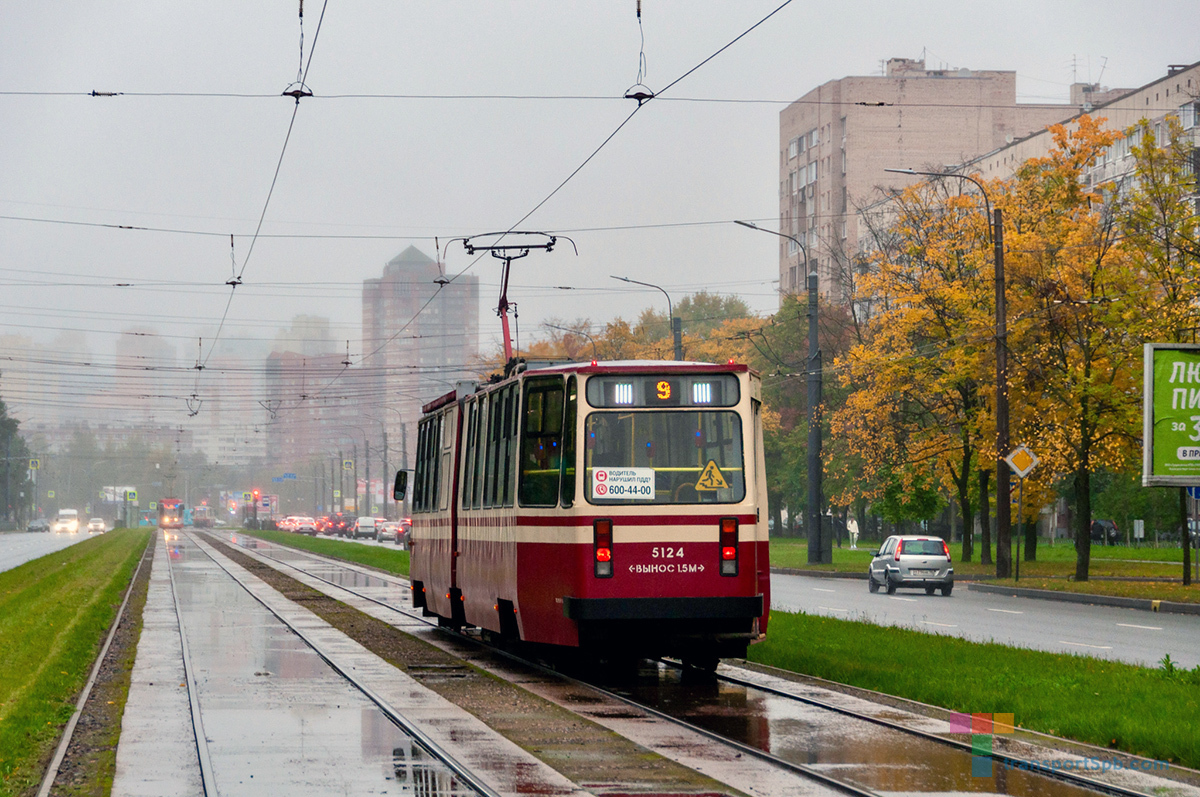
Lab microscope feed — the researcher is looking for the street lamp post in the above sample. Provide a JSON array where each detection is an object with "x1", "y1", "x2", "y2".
[
  {"x1": 733, "y1": 220, "x2": 829, "y2": 564},
  {"x1": 611, "y1": 276, "x2": 683, "y2": 361},
  {"x1": 885, "y1": 168, "x2": 1010, "y2": 577},
  {"x1": 544, "y1": 323, "x2": 599, "y2": 361}
]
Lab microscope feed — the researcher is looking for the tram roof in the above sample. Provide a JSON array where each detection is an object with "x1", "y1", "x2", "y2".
[{"x1": 422, "y1": 360, "x2": 753, "y2": 414}]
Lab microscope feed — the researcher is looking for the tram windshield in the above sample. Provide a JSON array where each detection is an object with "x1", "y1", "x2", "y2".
[{"x1": 584, "y1": 411, "x2": 745, "y2": 504}]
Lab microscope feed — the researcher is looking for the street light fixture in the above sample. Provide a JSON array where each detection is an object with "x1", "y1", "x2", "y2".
[
  {"x1": 733, "y1": 220, "x2": 828, "y2": 564},
  {"x1": 885, "y1": 167, "x2": 1011, "y2": 576},
  {"x1": 543, "y1": 323, "x2": 598, "y2": 361},
  {"x1": 610, "y1": 276, "x2": 683, "y2": 361}
]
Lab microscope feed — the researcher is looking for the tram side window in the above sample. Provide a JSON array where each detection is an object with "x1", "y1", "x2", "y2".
[
  {"x1": 438, "y1": 414, "x2": 451, "y2": 510},
  {"x1": 483, "y1": 392, "x2": 502, "y2": 507},
  {"x1": 499, "y1": 385, "x2": 517, "y2": 507},
  {"x1": 415, "y1": 416, "x2": 441, "y2": 513},
  {"x1": 472, "y1": 394, "x2": 489, "y2": 509},
  {"x1": 519, "y1": 379, "x2": 565, "y2": 507},
  {"x1": 461, "y1": 402, "x2": 477, "y2": 511},
  {"x1": 560, "y1": 376, "x2": 577, "y2": 508}
]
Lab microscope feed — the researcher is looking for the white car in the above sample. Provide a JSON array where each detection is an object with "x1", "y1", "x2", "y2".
[
  {"x1": 87, "y1": 518, "x2": 106, "y2": 533},
  {"x1": 352, "y1": 516, "x2": 378, "y2": 539},
  {"x1": 294, "y1": 516, "x2": 317, "y2": 535}
]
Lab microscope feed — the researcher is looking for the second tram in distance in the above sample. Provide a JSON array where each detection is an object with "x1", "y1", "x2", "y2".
[
  {"x1": 158, "y1": 498, "x2": 184, "y2": 530},
  {"x1": 401, "y1": 360, "x2": 769, "y2": 668}
]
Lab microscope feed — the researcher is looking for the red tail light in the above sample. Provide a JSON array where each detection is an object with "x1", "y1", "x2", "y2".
[
  {"x1": 895, "y1": 540, "x2": 904, "y2": 561},
  {"x1": 594, "y1": 519, "x2": 613, "y2": 578},
  {"x1": 719, "y1": 517, "x2": 738, "y2": 576},
  {"x1": 942, "y1": 540, "x2": 951, "y2": 561}
]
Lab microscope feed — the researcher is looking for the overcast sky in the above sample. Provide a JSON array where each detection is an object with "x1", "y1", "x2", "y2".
[{"x1": 2, "y1": 1, "x2": 1197, "y2": 364}]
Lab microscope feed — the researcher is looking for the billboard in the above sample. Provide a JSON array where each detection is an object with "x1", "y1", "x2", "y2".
[{"x1": 1143, "y1": 343, "x2": 1200, "y2": 485}]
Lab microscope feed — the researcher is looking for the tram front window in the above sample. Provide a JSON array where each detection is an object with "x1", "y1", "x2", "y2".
[{"x1": 585, "y1": 411, "x2": 745, "y2": 504}]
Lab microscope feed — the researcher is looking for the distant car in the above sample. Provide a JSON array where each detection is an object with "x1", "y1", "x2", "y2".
[
  {"x1": 27, "y1": 518, "x2": 50, "y2": 533},
  {"x1": 868, "y1": 535, "x2": 954, "y2": 596},
  {"x1": 352, "y1": 516, "x2": 378, "y2": 539},
  {"x1": 378, "y1": 522, "x2": 400, "y2": 543},
  {"x1": 398, "y1": 517, "x2": 412, "y2": 548},
  {"x1": 1090, "y1": 519, "x2": 1120, "y2": 545},
  {"x1": 294, "y1": 516, "x2": 317, "y2": 535},
  {"x1": 328, "y1": 513, "x2": 351, "y2": 537},
  {"x1": 87, "y1": 518, "x2": 106, "y2": 533}
]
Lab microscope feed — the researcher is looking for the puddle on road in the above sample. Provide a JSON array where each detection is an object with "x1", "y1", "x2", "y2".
[
  {"x1": 616, "y1": 665, "x2": 1096, "y2": 796},
  {"x1": 175, "y1": 534, "x2": 477, "y2": 796}
]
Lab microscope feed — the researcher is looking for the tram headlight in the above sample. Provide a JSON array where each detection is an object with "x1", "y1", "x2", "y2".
[{"x1": 593, "y1": 518, "x2": 613, "y2": 578}]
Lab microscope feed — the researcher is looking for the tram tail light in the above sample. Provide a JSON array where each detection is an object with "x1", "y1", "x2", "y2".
[
  {"x1": 719, "y1": 517, "x2": 738, "y2": 576},
  {"x1": 594, "y1": 518, "x2": 613, "y2": 578}
]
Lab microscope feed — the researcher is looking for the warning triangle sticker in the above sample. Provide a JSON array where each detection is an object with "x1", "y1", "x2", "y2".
[{"x1": 695, "y1": 460, "x2": 729, "y2": 491}]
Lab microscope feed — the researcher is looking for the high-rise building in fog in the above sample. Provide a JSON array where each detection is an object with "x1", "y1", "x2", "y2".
[{"x1": 362, "y1": 246, "x2": 480, "y2": 472}]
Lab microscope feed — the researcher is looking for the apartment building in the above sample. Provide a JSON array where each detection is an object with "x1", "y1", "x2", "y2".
[
  {"x1": 779, "y1": 58, "x2": 1071, "y2": 299},
  {"x1": 969, "y1": 61, "x2": 1200, "y2": 188},
  {"x1": 361, "y1": 246, "x2": 479, "y2": 470}
]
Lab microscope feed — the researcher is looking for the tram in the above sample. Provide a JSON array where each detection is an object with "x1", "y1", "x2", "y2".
[
  {"x1": 158, "y1": 498, "x2": 185, "y2": 530},
  {"x1": 398, "y1": 360, "x2": 769, "y2": 668}
]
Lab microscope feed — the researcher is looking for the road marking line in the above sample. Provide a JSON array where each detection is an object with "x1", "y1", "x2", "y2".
[
  {"x1": 813, "y1": 588, "x2": 836, "y2": 593},
  {"x1": 922, "y1": 621, "x2": 957, "y2": 627},
  {"x1": 1058, "y1": 641, "x2": 1112, "y2": 650},
  {"x1": 1116, "y1": 623, "x2": 1163, "y2": 630},
  {"x1": 986, "y1": 608, "x2": 1023, "y2": 614},
  {"x1": 817, "y1": 606, "x2": 850, "y2": 612},
  {"x1": 889, "y1": 597, "x2": 917, "y2": 602}
]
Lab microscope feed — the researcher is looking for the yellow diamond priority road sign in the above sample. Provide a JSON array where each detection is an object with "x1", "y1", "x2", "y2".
[{"x1": 1005, "y1": 445, "x2": 1039, "y2": 479}]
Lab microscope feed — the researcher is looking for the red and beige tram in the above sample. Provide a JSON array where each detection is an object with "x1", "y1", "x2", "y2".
[{"x1": 399, "y1": 360, "x2": 769, "y2": 668}]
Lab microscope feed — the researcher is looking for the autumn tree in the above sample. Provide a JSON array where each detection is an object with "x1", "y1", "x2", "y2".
[
  {"x1": 832, "y1": 178, "x2": 997, "y2": 560},
  {"x1": 1002, "y1": 116, "x2": 1142, "y2": 582}
]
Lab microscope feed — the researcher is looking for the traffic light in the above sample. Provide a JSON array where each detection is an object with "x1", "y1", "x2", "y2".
[{"x1": 252, "y1": 489, "x2": 261, "y2": 500}]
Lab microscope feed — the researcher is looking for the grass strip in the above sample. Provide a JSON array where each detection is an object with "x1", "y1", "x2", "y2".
[
  {"x1": 748, "y1": 610, "x2": 1200, "y2": 767},
  {"x1": 48, "y1": 540, "x2": 154, "y2": 797},
  {"x1": 770, "y1": 540, "x2": 1189, "y2": 580},
  {"x1": 239, "y1": 529, "x2": 409, "y2": 577},
  {"x1": 0, "y1": 529, "x2": 151, "y2": 797},
  {"x1": 980, "y1": 577, "x2": 1200, "y2": 604}
]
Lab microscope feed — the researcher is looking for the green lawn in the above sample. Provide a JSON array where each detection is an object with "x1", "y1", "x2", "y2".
[
  {"x1": 750, "y1": 610, "x2": 1200, "y2": 768},
  {"x1": 239, "y1": 529, "x2": 410, "y2": 577},
  {"x1": 769, "y1": 539, "x2": 1191, "y2": 579},
  {"x1": 0, "y1": 529, "x2": 151, "y2": 797}
]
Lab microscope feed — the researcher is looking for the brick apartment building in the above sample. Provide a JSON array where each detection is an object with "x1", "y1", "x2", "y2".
[{"x1": 779, "y1": 57, "x2": 1073, "y2": 299}]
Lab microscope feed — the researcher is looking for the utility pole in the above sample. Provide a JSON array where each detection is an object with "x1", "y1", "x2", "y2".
[
  {"x1": 994, "y1": 208, "x2": 1012, "y2": 579},
  {"x1": 381, "y1": 427, "x2": 389, "y2": 520},
  {"x1": 807, "y1": 270, "x2": 829, "y2": 564},
  {"x1": 365, "y1": 440, "x2": 371, "y2": 515},
  {"x1": 611, "y1": 276, "x2": 683, "y2": 360}
]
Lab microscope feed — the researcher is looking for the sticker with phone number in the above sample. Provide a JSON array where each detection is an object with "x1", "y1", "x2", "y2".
[{"x1": 592, "y1": 467, "x2": 655, "y2": 500}]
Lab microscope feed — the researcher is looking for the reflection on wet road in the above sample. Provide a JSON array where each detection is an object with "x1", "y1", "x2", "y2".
[
  {"x1": 614, "y1": 665, "x2": 1102, "y2": 797},
  {"x1": 168, "y1": 534, "x2": 475, "y2": 796}
]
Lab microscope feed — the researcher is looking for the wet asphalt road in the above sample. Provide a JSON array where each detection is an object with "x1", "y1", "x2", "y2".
[
  {"x1": 0, "y1": 530, "x2": 95, "y2": 574},
  {"x1": 771, "y1": 572, "x2": 1200, "y2": 668}
]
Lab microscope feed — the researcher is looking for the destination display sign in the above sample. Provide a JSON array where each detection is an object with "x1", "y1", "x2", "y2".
[{"x1": 591, "y1": 467, "x2": 655, "y2": 500}]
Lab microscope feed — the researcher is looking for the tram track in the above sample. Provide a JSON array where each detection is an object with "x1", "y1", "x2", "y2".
[
  {"x1": 224, "y1": 531, "x2": 1187, "y2": 797},
  {"x1": 166, "y1": 531, "x2": 502, "y2": 797}
]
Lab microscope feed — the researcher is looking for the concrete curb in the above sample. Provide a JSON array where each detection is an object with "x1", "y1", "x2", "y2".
[{"x1": 967, "y1": 581, "x2": 1200, "y2": 615}]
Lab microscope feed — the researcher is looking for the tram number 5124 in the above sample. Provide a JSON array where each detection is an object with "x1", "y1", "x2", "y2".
[{"x1": 651, "y1": 546, "x2": 684, "y2": 559}]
